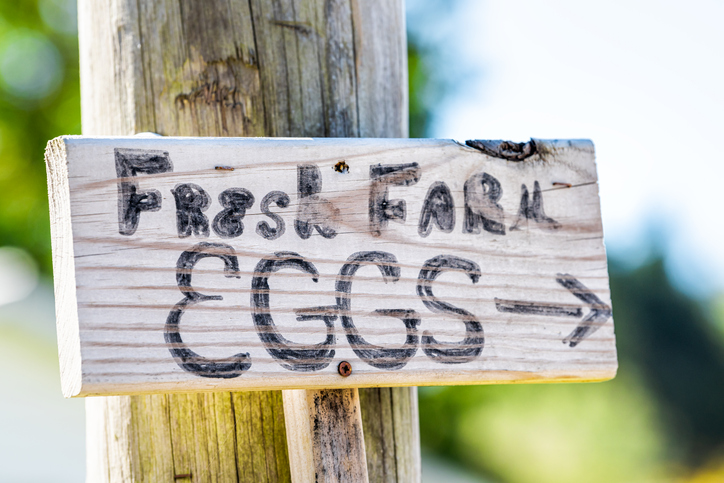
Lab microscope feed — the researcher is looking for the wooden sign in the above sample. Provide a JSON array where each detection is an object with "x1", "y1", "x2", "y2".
[{"x1": 45, "y1": 136, "x2": 617, "y2": 397}]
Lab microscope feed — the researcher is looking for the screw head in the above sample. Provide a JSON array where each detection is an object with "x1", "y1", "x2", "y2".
[{"x1": 338, "y1": 361, "x2": 352, "y2": 377}]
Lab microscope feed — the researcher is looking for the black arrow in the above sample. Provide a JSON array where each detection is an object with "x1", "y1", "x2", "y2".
[{"x1": 495, "y1": 273, "x2": 612, "y2": 347}]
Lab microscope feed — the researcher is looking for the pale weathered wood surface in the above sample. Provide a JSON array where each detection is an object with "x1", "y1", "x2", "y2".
[
  {"x1": 283, "y1": 389, "x2": 369, "y2": 483},
  {"x1": 46, "y1": 138, "x2": 83, "y2": 398},
  {"x1": 76, "y1": 0, "x2": 414, "y2": 481},
  {"x1": 47, "y1": 136, "x2": 616, "y2": 397}
]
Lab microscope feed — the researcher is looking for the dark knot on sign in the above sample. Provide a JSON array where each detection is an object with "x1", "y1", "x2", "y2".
[{"x1": 465, "y1": 139, "x2": 537, "y2": 161}]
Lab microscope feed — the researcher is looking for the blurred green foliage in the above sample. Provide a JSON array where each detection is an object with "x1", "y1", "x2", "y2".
[
  {"x1": 408, "y1": 41, "x2": 432, "y2": 139},
  {"x1": 0, "y1": 0, "x2": 79, "y2": 275},
  {"x1": 419, "y1": 375, "x2": 670, "y2": 483},
  {"x1": 611, "y1": 257, "x2": 724, "y2": 465},
  {"x1": 408, "y1": 37, "x2": 454, "y2": 138}
]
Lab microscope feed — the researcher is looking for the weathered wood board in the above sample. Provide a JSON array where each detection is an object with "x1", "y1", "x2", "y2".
[{"x1": 45, "y1": 136, "x2": 617, "y2": 397}]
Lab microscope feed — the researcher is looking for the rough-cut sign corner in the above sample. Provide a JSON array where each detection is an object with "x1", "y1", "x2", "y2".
[{"x1": 44, "y1": 136, "x2": 617, "y2": 398}]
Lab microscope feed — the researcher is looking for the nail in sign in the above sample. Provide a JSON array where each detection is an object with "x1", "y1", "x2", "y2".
[{"x1": 45, "y1": 137, "x2": 617, "y2": 397}]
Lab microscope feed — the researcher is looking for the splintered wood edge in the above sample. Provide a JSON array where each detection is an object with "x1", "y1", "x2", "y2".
[{"x1": 45, "y1": 136, "x2": 82, "y2": 397}]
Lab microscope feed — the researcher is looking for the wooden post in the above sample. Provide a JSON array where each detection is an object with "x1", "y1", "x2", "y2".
[
  {"x1": 77, "y1": 0, "x2": 419, "y2": 481},
  {"x1": 283, "y1": 390, "x2": 368, "y2": 482}
]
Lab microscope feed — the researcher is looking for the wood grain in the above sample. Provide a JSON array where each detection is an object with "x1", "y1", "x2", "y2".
[
  {"x1": 77, "y1": 0, "x2": 413, "y2": 481},
  {"x1": 359, "y1": 387, "x2": 419, "y2": 483},
  {"x1": 283, "y1": 389, "x2": 369, "y2": 483},
  {"x1": 83, "y1": 391, "x2": 290, "y2": 482},
  {"x1": 47, "y1": 136, "x2": 616, "y2": 397}
]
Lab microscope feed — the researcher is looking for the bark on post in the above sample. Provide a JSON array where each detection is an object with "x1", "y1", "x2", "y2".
[{"x1": 78, "y1": 0, "x2": 419, "y2": 481}]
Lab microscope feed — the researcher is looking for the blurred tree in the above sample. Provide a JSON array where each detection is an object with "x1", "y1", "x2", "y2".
[
  {"x1": 610, "y1": 256, "x2": 724, "y2": 465},
  {"x1": 408, "y1": 41, "x2": 435, "y2": 138},
  {"x1": 0, "y1": 0, "x2": 79, "y2": 275}
]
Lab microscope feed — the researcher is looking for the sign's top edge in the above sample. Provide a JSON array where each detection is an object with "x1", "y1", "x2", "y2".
[
  {"x1": 56, "y1": 135, "x2": 593, "y2": 144},
  {"x1": 55, "y1": 135, "x2": 595, "y2": 154}
]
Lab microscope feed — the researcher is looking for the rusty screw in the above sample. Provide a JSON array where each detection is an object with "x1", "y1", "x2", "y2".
[{"x1": 338, "y1": 361, "x2": 352, "y2": 377}]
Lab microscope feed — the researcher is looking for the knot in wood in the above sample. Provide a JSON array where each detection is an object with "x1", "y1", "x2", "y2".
[{"x1": 465, "y1": 139, "x2": 537, "y2": 161}]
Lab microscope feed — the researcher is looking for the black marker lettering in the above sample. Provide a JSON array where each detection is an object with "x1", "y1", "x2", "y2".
[
  {"x1": 115, "y1": 148, "x2": 173, "y2": 236},
  {"x1": 295, "y1": 164, "x2": 340, "y2": 239},
  {"x1": 257, "y1": 191, "x2": 290, "y2": 240},
  {"x1": 251, "y1": 252, "x2": 336, "y2": 371},
  {"x1": 510, "y1": 180, "x2": 560, "y2": 231},
  {"x1": 336, "y1": 251, "x2": 420, "y2": 370},
  {"x1": 165, "y1": 242, "x2": 250, "y2": 378},
  {"x1": 212, "y1": 188, "x2": 254, "y2": 238},
  {"x1": 369, "y1": 163, "x2": 421, "y2": 236},
  {"x1": 417, "y1": 255, "x2": 484, "y2": 364},
  {"x1": 172, "y1": 183, "x2": 211, "y2": 238},
  {"x1": 463, "y1": 172, "x2": 505, "y2": 235},
  {"x1": 419, "y1": 181, "x2": 455, "y2": 237}
]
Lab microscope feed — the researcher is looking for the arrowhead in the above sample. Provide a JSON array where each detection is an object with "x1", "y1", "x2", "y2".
[{"x1": 556, "y1": 273, "x2": 612, "y2": 347}]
